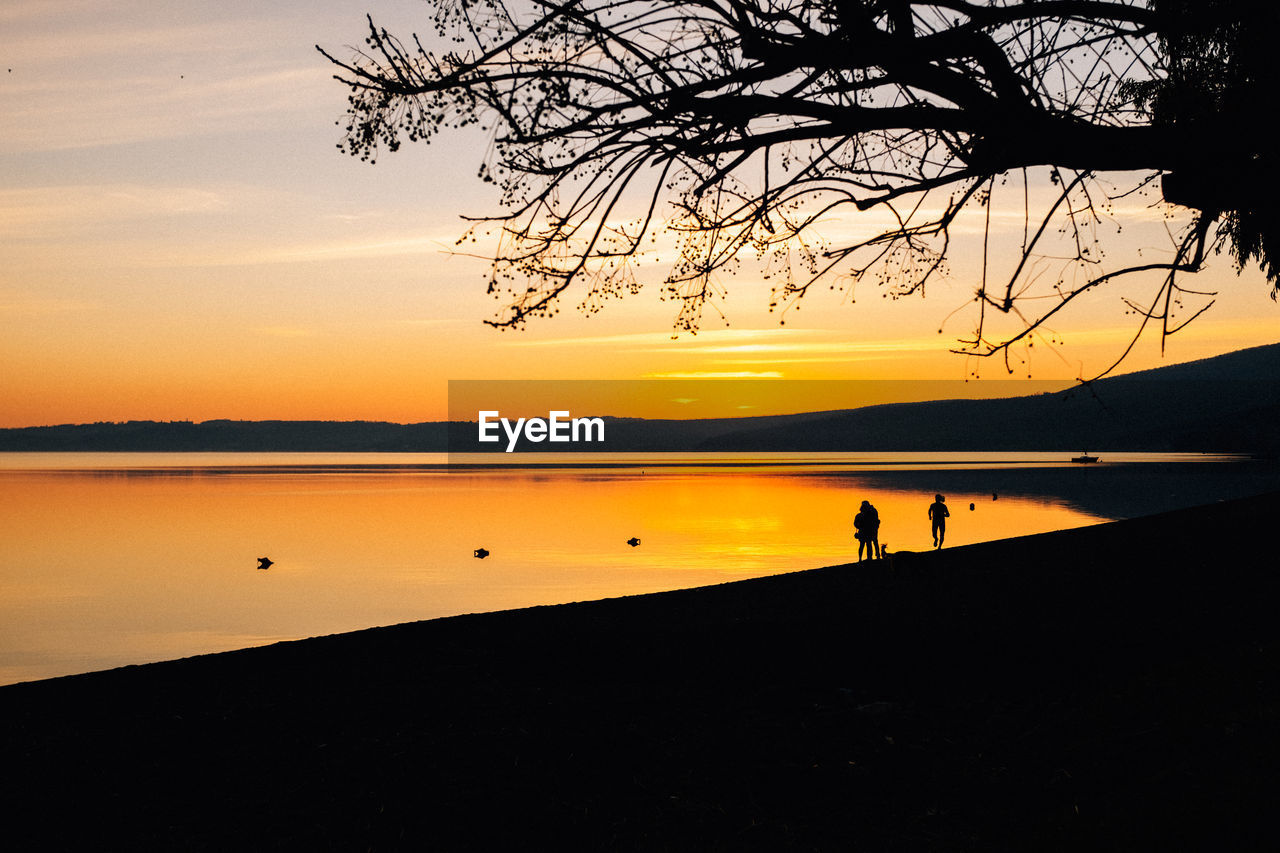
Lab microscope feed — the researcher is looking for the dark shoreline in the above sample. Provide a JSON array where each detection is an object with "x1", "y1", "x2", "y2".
[{"x1": 4, "y1": 494, "x2": 1279, "y2": 850}]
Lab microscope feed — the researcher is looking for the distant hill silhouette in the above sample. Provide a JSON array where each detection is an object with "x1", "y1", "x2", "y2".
[
  {"x1": 3, "y1": 343, "x2": 1279, "y2": 453},
  {"x1": 695, "y1": 342, "x2": 1280, "y2": 453},
  {"x1": 0, "y1": 420, "x2": 450, "y2": 452}
]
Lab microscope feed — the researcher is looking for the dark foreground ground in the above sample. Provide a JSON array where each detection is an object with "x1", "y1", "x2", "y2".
[{"x1": 3, "y1": 495, "x2": 1279, "y2": 851}]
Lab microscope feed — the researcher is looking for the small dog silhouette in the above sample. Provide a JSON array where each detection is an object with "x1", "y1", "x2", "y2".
[{"x1": 886, "y1": 549, "x2": 920, "y2": 573}]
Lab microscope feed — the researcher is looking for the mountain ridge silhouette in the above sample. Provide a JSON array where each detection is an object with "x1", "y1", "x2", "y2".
[{"x1": 4, "y1": 342, "x2": 1278, "y2": 452}]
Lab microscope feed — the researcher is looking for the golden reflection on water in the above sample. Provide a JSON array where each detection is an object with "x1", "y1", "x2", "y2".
[{"x1": 0, "y1": 460, "x2": 1106, "y2": 685}]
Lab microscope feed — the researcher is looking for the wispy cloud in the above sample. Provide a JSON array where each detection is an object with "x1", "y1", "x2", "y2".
[
  {"x1": 252, "y1": 326, "x2": 319, "y2": 338},
  {"x1": 396, "y1": 318, "x2": 465, "y2": 329},
  {"x1": 0, "y1": 183, "x2": 469, "y2": 269},
  {"x1": 1, "y1": 0, "x2": 343, "y2": 153},
  {"x1": 644, "y1": 337, "x2": 948, "y2": 356},
  {"x1": 502, "y1": 328, "x2": 823, "y2": 348},
  {"x1": 1024, "y1": 318, "x2": 1280, "y2": 351},
  {"x1": 261, "y1": 234, "x2": 462, "y2": 263},
  {"x1": 0, "y1": 296, "x2": 98, "y2": 317},
  {"x1": 709, "y1": 355, "x2": 910, "y2": 365},
  {"x1": 0, "y1": 184, "x2": 234, "y2": 240},
  {"x1": 499, "y1": 326, "x2": 953, "y2": 367},
  {"x1": 2, "y1": 65, "x2": 329, "y2": 152},
  {"x1": 644, "y1": 371, "x2": 785, "y2": 379}
]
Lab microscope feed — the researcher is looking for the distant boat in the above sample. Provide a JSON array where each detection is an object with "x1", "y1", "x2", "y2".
[{"x1": 1071, "y1": 452, "x2": 1100, "y2": 463}]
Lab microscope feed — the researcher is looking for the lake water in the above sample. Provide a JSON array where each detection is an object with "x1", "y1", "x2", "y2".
[{"x1": 1, "y1": 451, "x2": 1275, "y2": 685}]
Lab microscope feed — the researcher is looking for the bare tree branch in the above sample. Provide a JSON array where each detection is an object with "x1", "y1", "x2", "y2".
[{"x1": 320, "y1": 0, "x2": 1279, "y2": 369}]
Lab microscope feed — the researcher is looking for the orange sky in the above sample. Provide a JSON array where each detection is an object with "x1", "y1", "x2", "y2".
[{"x1": 3, "y1": 0, "x2": 1278, "y2": 428}]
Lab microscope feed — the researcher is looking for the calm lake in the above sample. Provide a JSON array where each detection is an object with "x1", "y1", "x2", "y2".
[{"x1": 2, "y1": 451, "x2": 1275, "y2": 685}]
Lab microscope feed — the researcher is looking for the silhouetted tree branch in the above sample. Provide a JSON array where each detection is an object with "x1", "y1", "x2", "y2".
[{"x1": 319, "y1": 0, "x2": 1279, "y2": 372}]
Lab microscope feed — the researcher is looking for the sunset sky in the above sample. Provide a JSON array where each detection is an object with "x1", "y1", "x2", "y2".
[{"x1": 3, "y1": 0, "x2": 1279, "y2": 428}]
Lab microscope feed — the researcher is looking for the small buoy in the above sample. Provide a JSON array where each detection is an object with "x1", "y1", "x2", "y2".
[
  {"x1": 257, "y1": 557, "x2": 273, "y2": 570},
  {"x1": 993, "y1": 492, "x2": 998, "y2": 501},
  {"x1": 969, "y1": 502, "x2": 975, "y2": 511},
  {"x1": 626, "y1": 537, "x2": 641, "y2": 547},
  {"x1": 473, "y1": 547, "x2": 489, "y2": 559}
]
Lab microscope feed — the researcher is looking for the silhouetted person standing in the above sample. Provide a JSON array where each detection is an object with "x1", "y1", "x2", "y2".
[
  {"x1": 854, "y1": 500, "x2": 881, "y2": 561},
  {"x1": 929, "y1": 494, "x2": 949, "y2": 549}
]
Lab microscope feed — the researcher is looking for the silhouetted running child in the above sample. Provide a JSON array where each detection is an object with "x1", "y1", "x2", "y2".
[
  {"x1": 854, "y1": 500, "x2": 881, "y2": 561},
  {"x1": 929, "y1": 494, "x2": 949, "y2": 548}
]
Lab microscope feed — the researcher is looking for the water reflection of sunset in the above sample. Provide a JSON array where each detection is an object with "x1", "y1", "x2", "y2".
[{"x1": 0, "y1": 457, "x2": 1110, "y2": 684}]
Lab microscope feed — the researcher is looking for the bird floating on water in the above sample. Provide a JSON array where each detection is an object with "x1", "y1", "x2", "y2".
[
  {"x1": 626, "y1": 537, "x2": 641, "y2": 547},
  {"x1": 257, "y1": 557, "x2": 273, "y2": 570},
  {"x1": 474, "y1": 547, "x2": 490, "y2": 559}
]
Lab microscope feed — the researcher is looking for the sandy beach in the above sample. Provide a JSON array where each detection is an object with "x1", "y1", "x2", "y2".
[{"x1": 3, "y1": 492, "x2": 1278, "y2": 850}]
